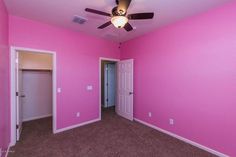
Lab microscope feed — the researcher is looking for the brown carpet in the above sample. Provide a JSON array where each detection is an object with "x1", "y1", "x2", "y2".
[{"x1": 9, "y1": 108, "x2": 217, "y2": 157}]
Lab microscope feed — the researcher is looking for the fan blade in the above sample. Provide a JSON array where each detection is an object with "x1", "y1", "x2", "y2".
[
  {"x1": 124, "y1": 23, "x2": 133, "y2": 32},
  {"x1": 128, "y1": 13, "x2": 154, "y2": 20},
  {"x1": 98, "y1": 21, "x2": 112, "y2": 29},
  {"x1": 117, "y1": 0, "x2": 132, "y2": 14},
  {"x1": 85, "y1": 8, "x2": 111, "y2": 17}
]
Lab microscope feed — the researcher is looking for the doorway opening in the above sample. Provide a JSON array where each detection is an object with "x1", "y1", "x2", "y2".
[
  {"x1": 10, "y1": 47, "x2": 56, "y2": 146},
  {"x1": 101, "y1": 60, "x2": 117, "y2": 115},
  {"x1": 99, "y1": 57, "x2": 134, "y2": 121}
]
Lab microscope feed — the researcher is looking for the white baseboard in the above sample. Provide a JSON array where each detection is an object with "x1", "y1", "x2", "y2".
[
  {"x1": 23, "y1": 114, "x2": 52, "y2": 122},
  {"x1": 55, "y1": 118, "x2": 101, "y2": 134},
  {"x1": 0, "y1": 144, "x2": 10, "y2": 157},
  {"x1": 4, "y1": 144, "x2": 10, "y2": 157},
  {"x1": 134, "y1": 118, "x2": 229, "y2": 157}
]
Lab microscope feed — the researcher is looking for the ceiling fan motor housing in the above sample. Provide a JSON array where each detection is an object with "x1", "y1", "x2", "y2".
[{"x1": 112, "y1": 6, "x2": 126, "y2": 16}]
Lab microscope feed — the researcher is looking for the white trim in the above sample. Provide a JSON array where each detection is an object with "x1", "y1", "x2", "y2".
[
  {"x1": 10, "y1": 46, "x2": 57, "y2": 146},
  {"x1": 99, "y1": 57, "x2": 119, "y2": 120},
  {"x1": 3, "y1": 144, "x2": 10, "y2": 157},
  {"x1": 23, "y1": 114, "x2": 52, "y2": 122},
  {"x1": 55, "y1": 118, "x2": 100, "y2": 133},
  {"x1": 134, "y1": 118, "x2": 229, "y2": 157}
]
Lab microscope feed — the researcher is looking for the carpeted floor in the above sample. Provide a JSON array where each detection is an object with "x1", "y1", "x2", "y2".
[{"x1": 9, "y1": 108, "x2": 217, "y2": 157}]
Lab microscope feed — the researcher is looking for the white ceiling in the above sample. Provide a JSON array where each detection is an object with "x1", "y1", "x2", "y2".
[{"x1": 4, "y1": 0, "x2": 233, "y2": 42}]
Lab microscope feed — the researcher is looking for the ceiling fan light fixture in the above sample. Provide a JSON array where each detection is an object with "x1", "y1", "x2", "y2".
[
  {"x1": 111, "y1": 16, "x2": 128, "y2": 28},
  {"x1": 85, "y1": 0, "x2": 154, "y2": 32}
]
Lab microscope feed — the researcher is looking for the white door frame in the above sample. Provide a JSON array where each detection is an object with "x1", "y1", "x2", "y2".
[
  {"x1": 99, "y1": 57, "x2": 119, "y2": 120},
  {"x1": 10, "y1": 46, "x2": 57, "y2": 146}
]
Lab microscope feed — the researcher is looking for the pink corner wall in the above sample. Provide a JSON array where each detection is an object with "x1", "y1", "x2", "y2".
[
  {"x1": 121, "y1": 2, "x2": 236, "y2": 156},
  {"x1": 0, "y1": 0, "x2": 10, "y2": 155},
  {"x1": 9, "y1": 15, "x2": 120, "y2": 130}
]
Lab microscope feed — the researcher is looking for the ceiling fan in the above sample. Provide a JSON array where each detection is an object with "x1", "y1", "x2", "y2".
[{"x1": 85, "y1": 0, "x2": 154, "y2": 32}]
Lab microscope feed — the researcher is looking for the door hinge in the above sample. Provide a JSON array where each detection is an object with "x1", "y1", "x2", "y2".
[
  {"x1": 16, "y1": 92, "x2": 19, "y2": 96},
  {"x1": 106, "y1": 99, "x2": 108, "y2": 102},
  {"x1": 16, "y1": 124, "x2": 19, "y2": 129}
]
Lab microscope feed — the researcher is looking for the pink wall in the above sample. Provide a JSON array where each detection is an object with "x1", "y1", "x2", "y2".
[
  {"x1": 121, "y1": 2, "x2": 236, "y2": 156},
  {"x1": 0, "y1": 0, "x2": 10, "y2": 155},
  {"x1": 9, "y1": 16, "x2": 120, "y2": 129},
  {"x1": 3, "y1": 1, "x2": 236, "y2": 156}
]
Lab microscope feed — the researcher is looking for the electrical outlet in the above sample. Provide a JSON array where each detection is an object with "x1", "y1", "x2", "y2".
[
  {"x1": 148, "y1": 112, "x2": 152, "y2": 118},
  {"x1": 169, "y1": 118, "x2": 174, "y2": 125},
  {"x1": 76, "y1": 112, "x2": 80, "y2": 117},
  {"x1": 87, "y1": 85, "x2": 93, "y2": 91}
]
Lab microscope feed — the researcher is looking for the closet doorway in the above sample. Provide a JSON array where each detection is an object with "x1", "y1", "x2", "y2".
[{"x1": 10, "y1": 47, "x2": 56, "y2": 146}]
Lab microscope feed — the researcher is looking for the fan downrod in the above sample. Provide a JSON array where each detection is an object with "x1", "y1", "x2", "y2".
[{"x1": 116, "y1": 0, "x2": 119, "y2": 5}]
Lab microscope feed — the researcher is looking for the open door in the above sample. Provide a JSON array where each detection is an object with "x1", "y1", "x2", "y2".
[
  {"x1": 116, "y1": 59, "x2": 133, "y2": 121},
  {"x1": 15, "y1": 52, "x2": 23, "y2": 141}
]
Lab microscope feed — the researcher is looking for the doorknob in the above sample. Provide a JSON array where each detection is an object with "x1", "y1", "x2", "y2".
[
  {"x1": 129, "y1": 92, "x2": 133, "y2": 95},
  {"x1": 20, "y1": 95, "x2": 26, "y2": 98}
]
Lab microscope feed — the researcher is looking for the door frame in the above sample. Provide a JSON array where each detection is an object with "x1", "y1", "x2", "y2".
[
  {"x1": 99, "y1": 57, "x2": 119, "y2": 120},
  {"x1": 10, "y1": 46, "x2": 57, "y2": 146}
]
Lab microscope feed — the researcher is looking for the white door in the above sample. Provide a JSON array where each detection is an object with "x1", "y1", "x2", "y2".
[
  {"x1": 15, "y1": 52, "x2": 23, "y2": 141},
  {"x1": 104, "y1": 63, "x2": 116, "y2": 108},
  {"x1": 116, "y1": 59, "x2": 133, "y2": 121}
]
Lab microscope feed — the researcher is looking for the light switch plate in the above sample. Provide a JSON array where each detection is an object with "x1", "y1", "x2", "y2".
[{"x1": 57, "y1": 88, "x2": 61, "y2": 93}]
